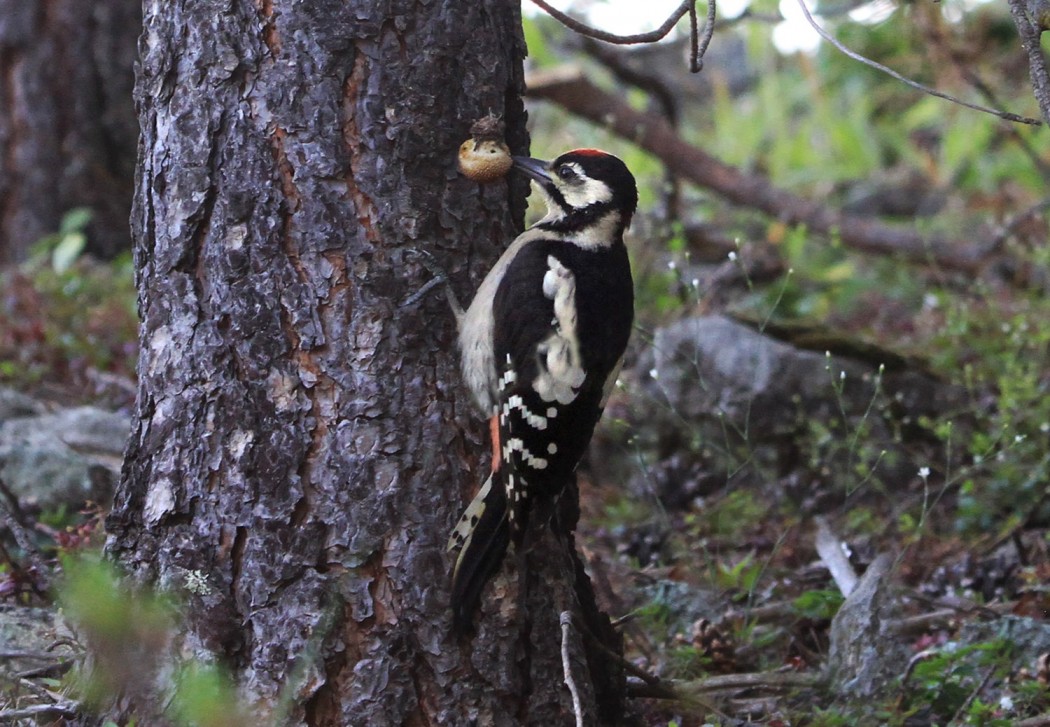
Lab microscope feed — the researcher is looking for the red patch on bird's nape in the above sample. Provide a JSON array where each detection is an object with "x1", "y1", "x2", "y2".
[{"x1": 569, "y1": 148, "x2": 610, "y2": 157}]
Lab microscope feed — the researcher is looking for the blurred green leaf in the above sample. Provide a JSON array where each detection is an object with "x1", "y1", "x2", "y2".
[
  {"x1": 52, "y1": 231, "x2": 87, "y2": 273},
  {"x1": 59, "y1": 207, "x2": 93, "y2": 235}
]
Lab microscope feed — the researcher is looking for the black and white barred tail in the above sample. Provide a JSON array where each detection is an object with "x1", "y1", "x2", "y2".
[{"x1": 447, "y1": 473, "x2": 510, "y2": 633}]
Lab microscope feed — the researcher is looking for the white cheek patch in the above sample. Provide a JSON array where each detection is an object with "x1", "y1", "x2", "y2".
[
  {"x1": 560, "y1": 175, "x2": 613, "y2": 210},
  {"x1": 534, "y1": 255, "x2": 586, "y2": 404},
  {"x1": 571, "y1": 210, "x2": 621, "y2": 250}
]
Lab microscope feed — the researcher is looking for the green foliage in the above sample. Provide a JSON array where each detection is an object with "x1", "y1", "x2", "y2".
[
  {"x1": 58, "y1": 554, "x2": 253, "y2": 725},
  {"x1": 170, "y1": 663, "x2": 251, "y2": 727},
  {"x1": 791, "y1": 589, "x2": 844, "y2": 620},
  {"x1": 31, "y1": 207, "x2": 92, "y2": 274},
  {"x1": 904, "y1": 639, "x2": 1014, "y2": 725},
  {"x1": 0, "y1": 213, "x2": 137, "y2": 391},
  {"x1": 714, "y1": 552, "x2": 762, "y2": 595},
  {"x1": 701, "y1": 489, "x2": 767, "y2": 537},
  {"x1": 926, "y1": 293, "x2": 1050, "y2": 533}
]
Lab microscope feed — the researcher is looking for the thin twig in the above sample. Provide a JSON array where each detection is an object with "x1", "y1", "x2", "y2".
[
  {"x1": 795, "y1": 0, "x2": 1042, "y2": 126},
  {"x1": 0, "y1": 475, "x2": 51, "y2": 595},
  {"x1": 588, "y1": 627, "x2": 664, "y2": 686},
  {"x1": 695, "y1": 0, "x2": 717, "y2": 73},
  {"x1": 528, "y1": 0, "x2": 692, "y2": 44},
  {"x1": 1007, "y1": 0, "x2": 1050, "y2": 126},
  {"x1": 399, "y1": 274, "x2": 447, "y2": 309},
  {"x1": 918, "y1": 13, "x2": 1050, "y2": 181},
  {"x1": 528, "y1": 0, "x2": 715, "y2": 73},
  {"x1": 559, "y1": 612, "x2": 585, "y2": 727},
  {"x1": 948, "y1": 663, "x2": 997, "y2": 725},
  {"x1": 993, "y1": 196, "x2": 1050, "y2": 247}
]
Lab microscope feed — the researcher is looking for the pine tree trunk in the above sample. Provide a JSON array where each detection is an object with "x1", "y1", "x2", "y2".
[
  {"x1": 106, "y1": 1, "x2": 624, "y2": 724},
  {"x1": 0, "y1": 0, "x2": 139, "y2": 262}
]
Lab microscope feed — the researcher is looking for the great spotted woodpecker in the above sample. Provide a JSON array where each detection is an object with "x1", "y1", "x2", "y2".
[{"x1": 447, "y1": 149, "x2": 637, "y2": 632}]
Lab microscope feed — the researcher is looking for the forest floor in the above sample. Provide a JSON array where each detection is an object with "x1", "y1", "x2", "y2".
[{"x1": 2, "y1": 253, "x2": 1050, "y2": 726}]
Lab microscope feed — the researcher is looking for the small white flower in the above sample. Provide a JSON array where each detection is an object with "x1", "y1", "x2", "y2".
[
  {"x1": 691, "y1": 278, "x2": 700, "y2": 288},
  {"x1": 667, "y1": 260, "x2": 677, "y2": 270},
  {"x1": 918, "y1": 466, "x2": 930, "y2": 478},
  {"x1": 1014, "y1": 434, "x2": 1025, "y2": 443},
  {"x1": 1040, "y1": 422, "x2": 1049, "y2": 433},
  {"x1": 727, "y1": 251, "x2": 737, "y2": 261},
  {"x1": 649, "y1": 368, "x2": 659, "y2": 380},
  {"x1": 999, "y1": 695, "x2": 1014, "y2": 713}
]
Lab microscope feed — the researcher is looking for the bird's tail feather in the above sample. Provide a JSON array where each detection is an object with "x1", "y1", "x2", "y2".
[{"x1": 448, "y1": 473, "x2": 510, "y2": 633}]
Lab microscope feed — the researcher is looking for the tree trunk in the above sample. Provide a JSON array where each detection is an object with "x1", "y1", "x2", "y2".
[
  {"x1": 0, "y1": 0, "x2": 139, "y2": 263},
  {"x1": 106, "y1": 1, "x2": 624, "y2": 725}
]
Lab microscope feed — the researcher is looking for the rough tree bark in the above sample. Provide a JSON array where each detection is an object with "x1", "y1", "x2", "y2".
[
  {"x1": 106, "y1": 1, "x2": 623, "y2": 725},
  {"x1": 0, "y1": 0, "x2": 139, "y2": 263}
]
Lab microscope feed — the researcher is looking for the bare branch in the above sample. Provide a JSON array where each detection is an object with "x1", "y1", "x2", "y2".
[
  {"x1": 795, "y1": 0, "x2": 1043, "y2": 126},
  {"x1": 527, "y1": 0, "x2": 715, "y2": 72},
  {"x1": 814, "y1": 516, "x2": 858, "y2": 597},
  {"x1": 689, "y1": 0, "x2": 717, "y2": 72},
  {"x1": 528, "y1": 0, "x2": 692, "y2": 44}
]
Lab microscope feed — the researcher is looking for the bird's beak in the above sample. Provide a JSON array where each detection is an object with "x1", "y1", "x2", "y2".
[{"x1": 512, "y1": 156, "x2": 551, "y2": 184}]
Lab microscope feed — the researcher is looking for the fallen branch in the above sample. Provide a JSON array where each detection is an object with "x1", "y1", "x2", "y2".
[
  {"x1": 0, "y1": 702, "x2": 79, "y2": 720},
  {"x1": 672, "y1": 669, "x2": 824, "y2": 696},
  {"x1": 525, "y1": 68, "x2": 995, "y2": 275},
  {"x1": 814, "y1": 517, "x2": 858, "y2": 597}
]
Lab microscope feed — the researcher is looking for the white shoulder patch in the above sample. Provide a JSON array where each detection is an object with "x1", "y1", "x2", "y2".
[{"x1": 534, "y1": 256, "x2": 586, "y2": 404}]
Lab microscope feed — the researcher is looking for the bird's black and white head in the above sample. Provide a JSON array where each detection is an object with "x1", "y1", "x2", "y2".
[{"x1": 513, "y1": 149, "x2": 638, "y2": 248}]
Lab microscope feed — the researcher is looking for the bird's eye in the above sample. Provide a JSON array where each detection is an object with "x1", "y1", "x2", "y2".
[{"x1": 556, "y1": 165, "x2": 576, "y2": 181}]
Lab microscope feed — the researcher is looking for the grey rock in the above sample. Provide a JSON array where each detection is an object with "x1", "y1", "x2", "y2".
[
  {"x1": 0, "y1": 406, "x2": 129, "y2": 509},
  {"x1": 602, "y1": 315, "x2": 963, "y2": 509},
  {"x1": 0, "y1": 387, "x2": 46, "y2": 423},
  {"x1": 634, "y1": 578, "x2": 727, "y2": 640},
  {"x1": 640, "y1": 316, "x2": 879, "y2": 435},
  {"x1": 959, "y1": 615, "x2": 1050, "y2": 668},
  {"x1": 825, "y1": 553, "x2": 906, "y2": 695},
  {"x1": 0, "y1": 604, "x2": 76, "y2": 675}
]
